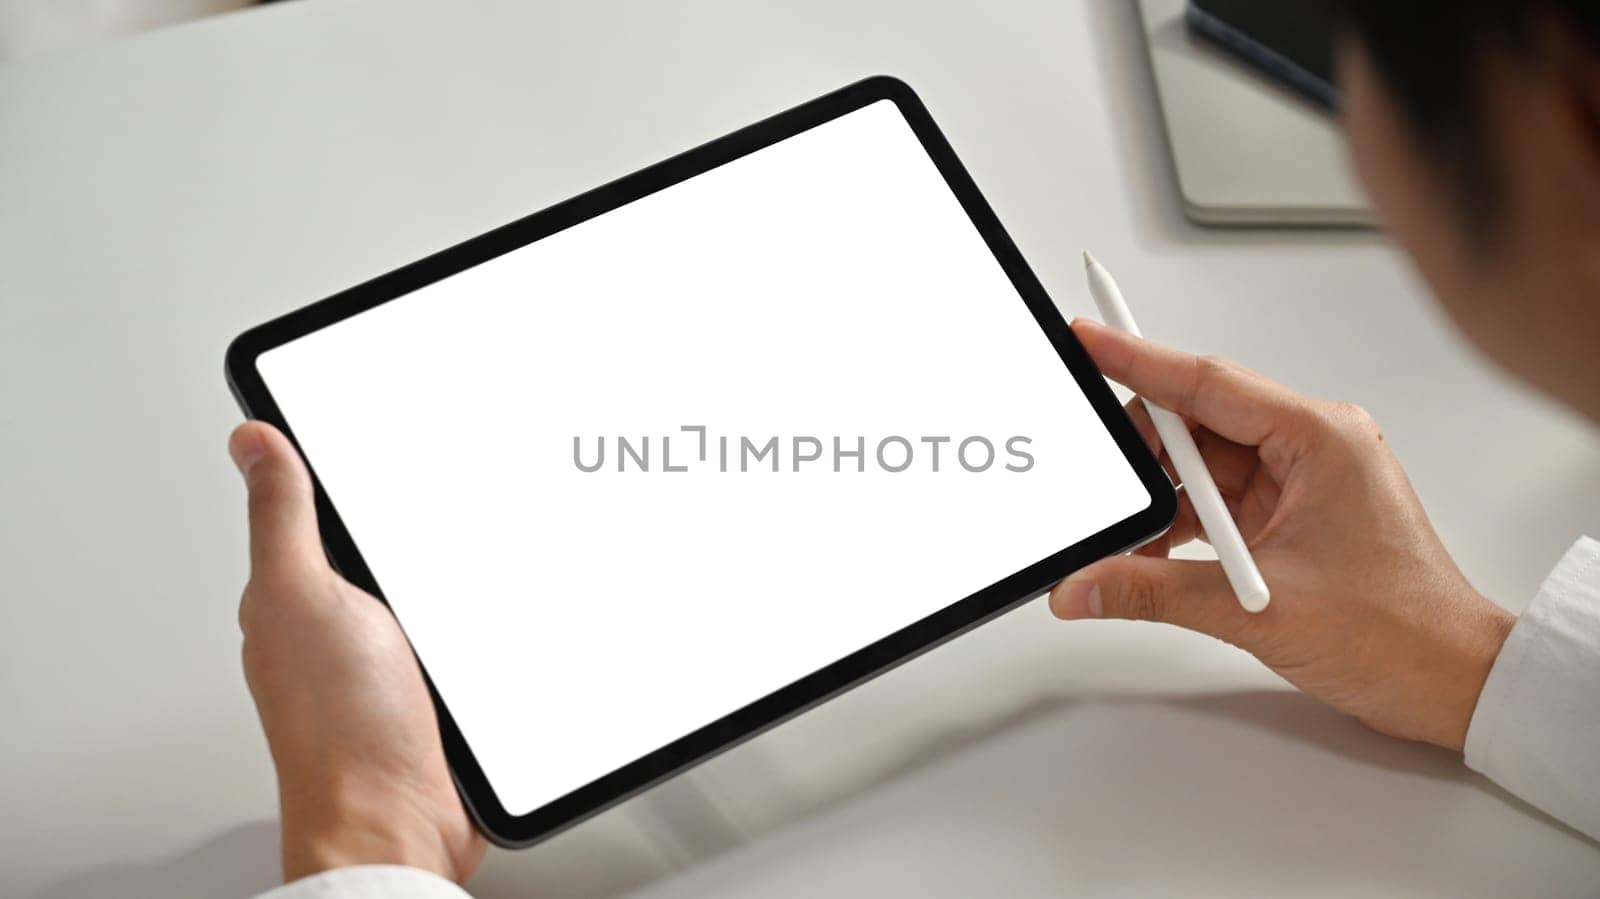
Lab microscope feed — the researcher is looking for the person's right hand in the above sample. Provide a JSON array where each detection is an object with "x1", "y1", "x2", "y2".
[{"x1": 1051, "y1": 319, "x2": 1516, "y2": 752}]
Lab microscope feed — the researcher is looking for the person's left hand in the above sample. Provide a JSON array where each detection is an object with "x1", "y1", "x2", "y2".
[{"x1": 229, "y1": 421, "x2": 486, "y2": 884}]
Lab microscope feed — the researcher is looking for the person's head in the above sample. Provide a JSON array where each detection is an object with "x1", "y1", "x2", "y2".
[{"x1": 1336, "y1": 2, "x2": 1600, "y2": 422}]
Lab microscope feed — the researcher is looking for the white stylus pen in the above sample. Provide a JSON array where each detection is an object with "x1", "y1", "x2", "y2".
[{"x1": 1083, "y1": 251, "x2": 1271, "y2": 613}]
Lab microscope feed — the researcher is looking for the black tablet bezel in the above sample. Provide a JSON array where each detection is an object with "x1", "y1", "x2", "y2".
[{"x1": 225, "y1": 75, "x2": 1176, "y2": 848}]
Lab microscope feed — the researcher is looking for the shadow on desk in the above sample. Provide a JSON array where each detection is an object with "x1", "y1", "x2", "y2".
[
  {"x1": 31, "y1": 691, "x2": 1593, "y2": 899},
  {"x1": 30, "y1": 820, "x2": 281, "y2": 899},
  {"x1": 627, "y1": 689, "x2": 1599, "y2": 899}
]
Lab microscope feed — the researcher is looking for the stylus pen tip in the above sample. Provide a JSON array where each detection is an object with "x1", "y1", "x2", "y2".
[
  {"x1": 1240, "y1": 589, "x2": 1271, "y2": 614},
  {"x1": 1082, "y1": 250, "x2": 1096, "y2": 270}
]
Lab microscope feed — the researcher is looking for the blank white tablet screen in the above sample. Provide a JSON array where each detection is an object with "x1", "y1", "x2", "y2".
[{"x1": 256, "y1": 99, "x2": 1151, "y2": 817}]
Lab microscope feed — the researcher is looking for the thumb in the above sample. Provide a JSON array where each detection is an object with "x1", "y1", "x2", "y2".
[
  {"x1": 229, "y1": 421, "x2": 326, "y2": 577},
  {"x1": 1048, "y1": 554, "x2": 1247, "y2": 642}
]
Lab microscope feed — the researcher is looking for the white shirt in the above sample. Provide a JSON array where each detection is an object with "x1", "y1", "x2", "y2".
[
  {"x1": 256, "y1": 865, "x2": 471, "y2": 899},
  {"x1": 1465, "y1": 535, "x2": 1600, "y2": 841},
  {"x1": 256, "y1": 535, "x2": 1600, "y2": 898}
]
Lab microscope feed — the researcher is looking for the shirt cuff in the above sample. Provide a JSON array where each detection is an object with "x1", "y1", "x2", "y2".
[
  {"x1": 1464, "y1": 535, "x2": 1600, "y2": 841},
  {"x1": 254, "y1": 865, "x2": 473, "y2": 899}
]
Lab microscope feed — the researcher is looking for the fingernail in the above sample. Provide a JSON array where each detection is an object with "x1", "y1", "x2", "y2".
[
  {"x1": 1054, "y1": 580, "x2": 1103, "y2": 620},
  {"x1": 229, "y1": 426, "x2": 267, "y2": 477}
]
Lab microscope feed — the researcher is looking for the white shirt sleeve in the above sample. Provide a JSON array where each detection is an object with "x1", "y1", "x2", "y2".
[
  {"x1": 252, "y1": 865, "x2": 474, "y2": 899},
  {"x1": 1465, "y1": 535, "x2": 1600, "y2": 841}
]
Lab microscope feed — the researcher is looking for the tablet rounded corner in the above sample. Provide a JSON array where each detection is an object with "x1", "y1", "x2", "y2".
[
  {"x1": 455, "y1": 784, "x2": 530, "y2": 850},
  {"x1": 224, "y1": 328, "x2": 264, "y2": 398},
  {"x1": 1145, "y1": 474, "x2": 1182, "y2": 542},
  {"x1": 862, "y1": 73, "x2": 914, "y2": 96}
]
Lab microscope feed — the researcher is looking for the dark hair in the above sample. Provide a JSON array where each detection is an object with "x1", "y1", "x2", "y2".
[{"x1": 1336, "y1": 1, "x2": 1600, "y2": 235}]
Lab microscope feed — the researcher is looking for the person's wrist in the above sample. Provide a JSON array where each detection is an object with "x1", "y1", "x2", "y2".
[
  {"x1": 278, "y1": 773, "x2": 461, "y2": 883},
  {"x1": 1426, "y1": 595, "x2": 1516, "y2": 752}
]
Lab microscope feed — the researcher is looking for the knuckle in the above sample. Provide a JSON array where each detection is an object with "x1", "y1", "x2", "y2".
[
  {"x1": 1324, "y1": 401, "x2": 1383, "y2": 442},
  {"x1": 237, "y1": 597, "x2": 270, "y2": 672},
  {"x1": 1195, "y1": 354, "x2": 1235, "y2": 378},
  {"x1": 1330, "y1": 400, "x2": 1372, "y2": 424},
  {"x1": 1187, "y1": 354, "x2": 1233, "y2": 408},
  {"x1": 237, "y1": 586, "x2": 252, "y2": 633},
  {"x1": 238, "y1": 580, "x2": 269, "y2": 634},
  {"x1": 1119, "y1": 574, "x2": 1166, "y2": 622}
]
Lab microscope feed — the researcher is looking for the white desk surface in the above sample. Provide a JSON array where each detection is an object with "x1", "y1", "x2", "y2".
[{"x1": 3, "y1": 1, "x2": 1598, "y2": 896}]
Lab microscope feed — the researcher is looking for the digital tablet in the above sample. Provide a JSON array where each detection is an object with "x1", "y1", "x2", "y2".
[{"x1": 225, "y1": 76, "x2": 1176, "y2": 848}]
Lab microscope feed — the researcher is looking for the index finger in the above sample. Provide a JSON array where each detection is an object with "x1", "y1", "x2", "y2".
[{"x1": 1073, "y1": 318, "x2": 1307, "y2": 447}]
